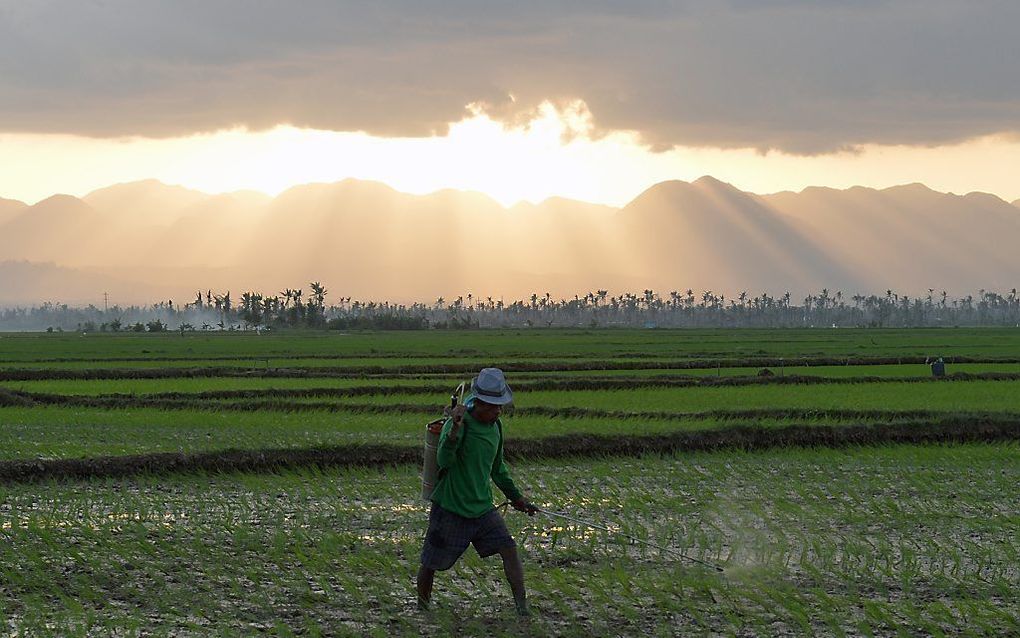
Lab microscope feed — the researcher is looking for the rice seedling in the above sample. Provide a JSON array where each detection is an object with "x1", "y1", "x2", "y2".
[{"x1": 1, "y1": 443, "x2": 1012, "y2": 634}]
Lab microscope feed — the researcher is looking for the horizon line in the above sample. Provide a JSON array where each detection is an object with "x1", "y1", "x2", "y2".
[{"x1": 6, "y1": 176, "x2": 1019, "y2": 210}]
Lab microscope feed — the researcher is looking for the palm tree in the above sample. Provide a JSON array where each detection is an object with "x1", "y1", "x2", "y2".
[
  {"x1": 261, "y1": 296, "x2": 277, "y2": 322},
  {"x1": 310, "y1": 281, "x2": 327, "y2": 307}
]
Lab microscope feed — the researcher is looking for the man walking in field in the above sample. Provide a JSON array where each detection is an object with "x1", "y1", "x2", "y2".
[{"x1": 417, "y1": 367, "x2": 539, "y2": 616}]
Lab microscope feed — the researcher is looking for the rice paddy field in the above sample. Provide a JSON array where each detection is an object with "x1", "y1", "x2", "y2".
[{"x1": 1, "y1": 328, "x2": 1019, "y2": 636}]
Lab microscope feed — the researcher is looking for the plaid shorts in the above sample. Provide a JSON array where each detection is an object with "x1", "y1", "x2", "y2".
[{"x1": 419, "y1": 503, "x2": 516, "y2": 571}]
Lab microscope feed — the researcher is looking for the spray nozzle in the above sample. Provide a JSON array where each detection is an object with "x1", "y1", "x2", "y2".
[{"x1": 450, "y1": 381, "x2": 466, "y2": 408}]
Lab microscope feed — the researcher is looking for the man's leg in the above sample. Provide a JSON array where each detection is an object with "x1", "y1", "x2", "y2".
[
  {"x1": 419, "y1": 504, "x2": 475, "y2": 610},
  {"x1": 416, "y1": 564, "x2": 435, "y2": 609},
  {"x1": 497, "y1": 545, "x2": 529, "y2": 616}
]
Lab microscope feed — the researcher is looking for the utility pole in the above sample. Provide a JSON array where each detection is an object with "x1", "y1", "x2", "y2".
[{"x1": 104, "y1": 292, "x2": 108, "y2": 313}]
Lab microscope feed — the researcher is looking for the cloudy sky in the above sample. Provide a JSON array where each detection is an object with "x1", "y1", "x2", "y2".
[{"x1": 2, "y1": 0, "x2": 1018, "y2": 206}]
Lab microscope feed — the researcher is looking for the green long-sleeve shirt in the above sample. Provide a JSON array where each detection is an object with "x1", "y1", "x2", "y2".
[{"x1": 431, "y1": 408, "x2": 522, "y2": 518}]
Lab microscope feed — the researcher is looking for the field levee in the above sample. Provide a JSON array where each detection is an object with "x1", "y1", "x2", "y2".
[{"x1": 2, "y1": 415, "x2": 1019, "y2": 483}]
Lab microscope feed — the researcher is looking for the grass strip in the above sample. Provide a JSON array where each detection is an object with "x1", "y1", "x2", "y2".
[
  {"x1": 103, "y1": 371, "x2": 1020, "y2": 396},
  {"x1": 9, "y1": 387, "x2": 1019, "y2": 423},
  {"x1": 4, "y1": 355, "x2": 1020, "y2": 380},
  {"x1": 2, "y1": 415, "x2": 1018, "y2": 483},
  {"x1": 7, "y1": 371, "x2": 1020, "y2": 403},
  {"x1": 9, "y1": 363, "x2": 1020, "y2": 395}
]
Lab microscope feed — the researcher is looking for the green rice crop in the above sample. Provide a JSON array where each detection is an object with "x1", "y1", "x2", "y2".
[
  {"x1": 5, "y1": 327, "x2": 1020, "y2": 365},
  {"x1": 347, "y1": 379, "x2": 1020, "y2": 413},
  {"x1": 8, "y1": 362, "x2": 1020, "y2": 394},
  {"x1": 522, "y1": 379, "x2": 1020, "y2": 412},
  {"x1": 1, "y1": 377, "x2": 440, "y2": 396},
  {"x1": 0, "y1": 406, "x2": 435, "y2": 460},
  {"x1": 525, "y1": 362, "x2": 1020, "y2": 379},
  {"x1": 0, "y1": 444, "x2": 1015, "y2": 635},
  {"x1": 0, "y1": 404, "x2": 901, "y2": 462},
  {"x1": 0, "y1": 356, "x2": 505, "y2": 371}
]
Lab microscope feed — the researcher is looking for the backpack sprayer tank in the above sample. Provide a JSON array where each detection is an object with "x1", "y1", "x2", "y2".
[{"x1": 422, "y1": 382, "x2": 466, "y2": 501}]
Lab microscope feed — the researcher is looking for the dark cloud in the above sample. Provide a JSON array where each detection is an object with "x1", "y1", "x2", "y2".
[{"x1": 1, "y1": 1, "x2": 1017, "y2": 152}]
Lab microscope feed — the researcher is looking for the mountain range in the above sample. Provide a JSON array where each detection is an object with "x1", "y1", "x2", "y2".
[{"x1": 2, "y1": 177, "x2": 1019, "y2": 306}]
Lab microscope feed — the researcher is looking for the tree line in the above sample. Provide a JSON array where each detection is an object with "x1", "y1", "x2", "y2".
[{"x1": 3, "y1": 285, "x2": 1020, "y2": 332}]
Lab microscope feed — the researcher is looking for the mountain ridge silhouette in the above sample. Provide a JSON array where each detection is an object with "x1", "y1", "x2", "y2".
[{"x1": 1, "y1": 177, "x2": 1017, "y2": 305}]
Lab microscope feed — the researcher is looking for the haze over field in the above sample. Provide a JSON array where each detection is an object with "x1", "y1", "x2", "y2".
[
  {"x1": 2, "y1": 178, "x2": 1018, "y2": 305},
  {"x1": 1, "y1": 2, "x2": 1018, "y2": 305}
]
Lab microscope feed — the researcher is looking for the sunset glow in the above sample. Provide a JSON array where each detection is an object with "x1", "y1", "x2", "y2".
[{"x1": 3, "y1": 102, "x2": 1019, "y2": 208}]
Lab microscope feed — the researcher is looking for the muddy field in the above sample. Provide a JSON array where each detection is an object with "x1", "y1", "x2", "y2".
[{"x1": 1, "y1": 446, "x2": 1017, "y2": 636}]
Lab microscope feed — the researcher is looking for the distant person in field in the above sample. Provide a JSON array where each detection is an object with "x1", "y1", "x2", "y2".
[{"x1": 417, "y1": 367, "x2": 539, "y2": 616}]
